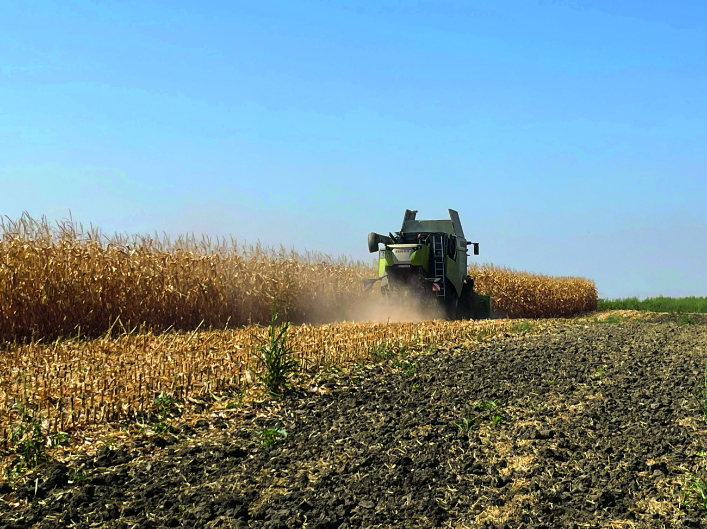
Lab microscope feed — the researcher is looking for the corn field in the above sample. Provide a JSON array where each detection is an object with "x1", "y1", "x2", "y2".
[
  {"x1": 470, "y1": 264, "x2": 597, "y2": 318},
  {"x1": 0, "y1": 214, "x2": 597, "y2": 343},
  {"x1": 0, "y1": 213, "x2": 373, "y2": 342},
  {"x1": 0, "y1": 213, "x2": 599, "y2": 443}
]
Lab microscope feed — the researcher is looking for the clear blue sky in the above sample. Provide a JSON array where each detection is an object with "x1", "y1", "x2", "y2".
[{"x1": 2, "y1": 1, "x2": 705, "y2": 298}]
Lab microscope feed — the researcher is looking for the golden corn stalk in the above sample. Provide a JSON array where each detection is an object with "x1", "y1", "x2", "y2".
[
  {"x1": 470, "y1": 264, "x2": 597, "y2": 318},
  {"x1": 0, "y1": 213, "x2": 374, "y2": 342}
]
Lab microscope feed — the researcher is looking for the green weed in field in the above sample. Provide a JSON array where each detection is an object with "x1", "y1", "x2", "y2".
[
  {"x1": 151, "y1": 392, "x2": 180, "y2": 433},
  {"x1": 395, "y1": 360, "x2": 417, "y2": 376},
  {"x1": 70, "y1": 470, "x2": 88, "y2": 484},
  {"x1": 371, "y1": 343, "x2": 396, "y2": 361},
  {"x1": 455, "y1": 400, "x2": 504, "y2": 431},
  {"x1": 6, "y1": 403, "x2": 49, "y2": 476},
  {"x1": 677, "y1": 314, "x2": 696, "y2": 326},
  {"x1": 454, "y1": 412, "x2": 476, "y2": 433},
  {"x1": 252, "y1": 309, "x2": 299, "y2": 397},
  {"x1": 4, "y1": 375, "x2": 68, "y2": 477},
  {"x1": 423, "y1": 345, "x2": 439, "y2": 355},
  {"x1": 260, "y1": 427, "x2": 287, "y2": 448},
  {"x1": 682, "y1": 475, "x2": 707, "y2": 511},
  {"x1": 511, "y1": 320, "x2": 532, "y2": 332}
]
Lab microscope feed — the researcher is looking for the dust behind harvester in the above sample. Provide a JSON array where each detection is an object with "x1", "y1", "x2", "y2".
[{"x1": 365, "y1": 209, "x2": 492, "y2": 320}]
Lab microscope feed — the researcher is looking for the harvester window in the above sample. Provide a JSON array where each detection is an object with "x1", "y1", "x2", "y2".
[
  {"x1": 447, "y1": 236, "x2": 456, "y2": 259},
  {"x1": 417, "y1": 233, "x2": 429, "y2": 245}
]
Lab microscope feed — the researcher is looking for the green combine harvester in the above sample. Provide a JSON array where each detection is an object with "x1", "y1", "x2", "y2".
[{"x1": 365, "y1": 209, "x2": 492, "y2": 320}]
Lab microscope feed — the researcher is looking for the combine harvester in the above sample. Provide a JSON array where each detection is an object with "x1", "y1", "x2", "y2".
[{"x1": 365, "y1": 209, "x2": 491, "y2": 320}]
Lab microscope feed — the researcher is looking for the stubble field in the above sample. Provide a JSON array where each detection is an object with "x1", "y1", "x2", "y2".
[{"x1": 2, "y1": 313, "x2": 706, "y2": 529}]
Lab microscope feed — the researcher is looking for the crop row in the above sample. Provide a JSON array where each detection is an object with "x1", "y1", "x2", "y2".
[
  {"x1": 471, "y1": 264, "x2": 597, "y2": 318},
  {"x1": 0, "y1": 214, "x2": 596, "y2": 342}
]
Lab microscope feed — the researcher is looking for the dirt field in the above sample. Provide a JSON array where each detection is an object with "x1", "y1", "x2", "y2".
[{"x1": 1, "y1": 315, "x2": 706, "y2": 528}]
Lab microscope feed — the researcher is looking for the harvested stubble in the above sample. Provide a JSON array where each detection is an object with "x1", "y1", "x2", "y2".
[
  {"x1": 470, "y1": 264, "x2": 597, "y2": 318},
  {"x1": 0, "y1": 318, "x2": 519, "y2": 439}
]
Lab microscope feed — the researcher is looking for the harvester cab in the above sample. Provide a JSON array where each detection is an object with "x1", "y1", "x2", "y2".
[{"x1": 365, "y1": 209, "x2": 491, "y2": 320}]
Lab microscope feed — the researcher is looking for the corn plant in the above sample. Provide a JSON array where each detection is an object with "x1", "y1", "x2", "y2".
[
  {"x1": 6, "y1": 400, "x2": 49, "y2": 476},
  {"x1": 252, "y1": 310, "x2": 299, "y2": 396},
  {"x1": 151, "y1": 392, "x2": 180, "y2": 433},
  {"x1": 470, "y1": 263, "x2": 597, "y2": 319}
]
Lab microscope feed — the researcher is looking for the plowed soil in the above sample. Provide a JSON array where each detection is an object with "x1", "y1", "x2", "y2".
[{"x1": 2, "y1": 316, "x2": 707, "y2": 528}]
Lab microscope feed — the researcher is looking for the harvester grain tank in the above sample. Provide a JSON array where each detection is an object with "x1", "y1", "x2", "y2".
[{"x1": 365, "y1": 209, "x2": 491, "y2": 319}]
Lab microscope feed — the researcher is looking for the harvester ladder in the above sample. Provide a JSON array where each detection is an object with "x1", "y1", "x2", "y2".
[{"x1": 432, "y1": 234, "x2": 446, "y2": 297}]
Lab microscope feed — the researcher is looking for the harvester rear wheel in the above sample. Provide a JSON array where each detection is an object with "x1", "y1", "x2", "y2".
[
  {"x1": 437, "y1": 279, "x2": 457, "y2": 320},
  {"x1": 455, "y1": 277, "x2": 474, "y2": 320}
]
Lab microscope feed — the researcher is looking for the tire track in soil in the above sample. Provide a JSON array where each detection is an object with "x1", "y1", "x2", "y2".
[{"x1": 1, "y1": 318, "x2": 707, "y2": 529}]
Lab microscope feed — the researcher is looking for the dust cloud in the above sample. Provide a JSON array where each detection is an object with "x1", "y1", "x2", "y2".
[
  {"x1": 304, "y1": 286, "x2": 448, "y2": 325},
  {"x1": 346, "y1": 297, "x2": 445, "y2": 323}
]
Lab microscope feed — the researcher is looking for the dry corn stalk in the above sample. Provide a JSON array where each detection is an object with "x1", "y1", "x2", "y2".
[
  {"x1": 0, "y1": 213, "x2": 597, "y2": 343},
  {"x1": 0, "y1": 213, "x2": 375, "y2": 342}
]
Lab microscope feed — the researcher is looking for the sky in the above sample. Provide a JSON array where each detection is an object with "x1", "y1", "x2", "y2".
[{"x1": 1, "y1": 0, "x2": 705, "y2": 299}]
